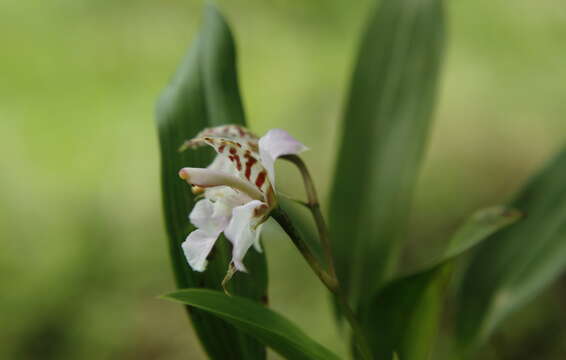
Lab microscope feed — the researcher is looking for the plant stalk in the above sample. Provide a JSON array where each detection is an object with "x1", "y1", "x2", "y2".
[
  {"x1": 281, "y1": 155, "x2": 336, "y2": 277},
  {"x1": 274, "y1": 155, "x2": 373, "y2": 360},
  {"x1": 271, "y1": 208, "x2": 372, "y2": 360}
]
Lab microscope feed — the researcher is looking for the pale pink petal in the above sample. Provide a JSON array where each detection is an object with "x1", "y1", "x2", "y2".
[
  {"x1": 224, "y1": 200, "x2": 265, "y2": 272},
  {"x1": 258, "y1": 129, "x2": 308, "y2": 185},
  {"x1": 182, "y1": 229, "x2": 219, "y2": 272}
]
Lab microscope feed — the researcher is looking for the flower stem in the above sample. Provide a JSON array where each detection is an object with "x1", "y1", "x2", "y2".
[
  {"x1": 271, "y1": 208, "x2": 372, "y2": 360},
  {"x1": 281, "y1": 155, "x2": 336, "y2": 277},
  {"x1": 276, "y1": 155, "x2": 374, "y2": 360},
  {"x1": 270, "y1": 208, "x2": 337, "y2": 291}
]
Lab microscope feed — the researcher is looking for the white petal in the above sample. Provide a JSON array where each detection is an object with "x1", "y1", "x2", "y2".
[
  {"x1": 204, "y1": 186, "x2": 252, "y2": 208},
  {"x1": 189, "y1": 199, "x2": 230, "y2": 234},
  {"x1": 224, "y1": 200, "x2": 265, "y2": 272},
  {"x1": 182, "y1": 229, "x2": 219, "y2": 272},
  {"x1": 258, "y1": 129, "x2": 308, "y2": 185},
  {"x1": 189, "y1": 200, "x2": 213, "y2": 229},
  {"x1": 211, "y1": 200, "x2": 234, "y2": 220}
]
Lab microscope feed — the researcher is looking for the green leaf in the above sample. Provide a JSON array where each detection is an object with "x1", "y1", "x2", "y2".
[
  {"x1": 456, "y1": 147, "x2": 566, "y2": 350},
  {"x1": 155, "y1": 4, "x2": 267, "y2": 359},
  {"x1": 442, "y1": 206, "x2": 522, "y2": 261},
  {"x1": 328, "y1": 0, "x2": 445, "y2": 314},
  {"x1": 360, "y1": 264, "x2": 450, "y2": 360},
  {"x1": 164, "y1": 289, "x2": 341, "y2": 360},
  {"x1": 358, "y1": 206, "x2": 520, "y2": 360},
  {"x1": 199, "y1": 4, "x2": 246, "y2": 126}
]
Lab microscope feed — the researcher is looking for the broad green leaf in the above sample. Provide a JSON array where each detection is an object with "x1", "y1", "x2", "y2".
[
  {"x1": 457, "y1": 147, "x2": 566, "y2": 350},
  {"x1": 164, "y1": 289, "x2": 341, "y2": 360},
  {"x1": 328, "y1": 0, "x2": 445, "y2": 314},
  {"x1": 358, "y1": 206, "x2": 520, "y2": 360},
  {"x1": 199, "y1": 4, "x2": 246, "y2": 126},
  {"x1": 155, "y1": 4, "x2": 267, "y2": 359}
]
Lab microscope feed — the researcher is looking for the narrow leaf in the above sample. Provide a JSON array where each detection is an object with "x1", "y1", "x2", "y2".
[
  {"x1": 442, "y1": 206, "x2": 521, "y2": 261},
  {"x1": 155, "y1": 4, "x2": 267, "y2": 359},
  {"x1": 359, "y1": 206, "x2": 519, "y2": 360},
  {"x1": 457, "y1": 147, "x2": 566, "y2": 350},
  {"x1": 328, "y1": 0, "x2": 445, "y2": 314},
  {"x1": 164, "y1": 289, "x2": 341, "y2": 360}
]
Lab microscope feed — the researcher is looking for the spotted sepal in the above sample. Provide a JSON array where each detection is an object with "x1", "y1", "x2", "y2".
[{"x1": 179, "y1": 125, "x2": 259, "y2": 152}]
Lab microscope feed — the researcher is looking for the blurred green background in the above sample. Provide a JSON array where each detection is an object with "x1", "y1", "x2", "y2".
[{"x1": 2, "y1": 0, "x2": 566, "y2": 359}]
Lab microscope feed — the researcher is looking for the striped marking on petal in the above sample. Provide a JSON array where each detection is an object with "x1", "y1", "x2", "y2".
[
  {"x1": 255, "y1": 171, "x2": 267, "y2": 188},
  {"x1": 243, "y1": 151, "x2": 258, "y2": 180},
  {"x1": 200, "y1": 137, "x2": 275, "y2": 207}
]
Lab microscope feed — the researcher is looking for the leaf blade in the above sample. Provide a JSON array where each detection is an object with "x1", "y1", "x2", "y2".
[
  {"x1": 359, "y1": 206, "x2": 520, "y2": 360},
  {"x1": 164, "y1": 289, "x2": 341, "y2": 360},
  {"x1": 155, "y1": 4, "x2": 267, "y2": 359},
  {"x1": 456, "y1": 147, "x2": 566, "y2": 350},
  {"x1": 328, "y1": 0, "x2": 445, "y2": 312}
]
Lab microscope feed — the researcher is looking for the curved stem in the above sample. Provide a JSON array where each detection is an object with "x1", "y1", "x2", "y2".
[
  {"x1": 271, "y1": 208, "x2": 338, "y2": 291},
  {"x1": 277, "y1": 155, "x2": 373, "y2": 360},
  {"x1": 271, "y1": 208, "x2": 372, "y2": 360},
  {"x1": 281, "y1": 155, "x2": 336, "y2": 278}
]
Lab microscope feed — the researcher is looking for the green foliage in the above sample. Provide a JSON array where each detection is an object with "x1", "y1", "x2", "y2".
[
  {"x1": 155, "y1": 2, "x2": 566, "y2": 360},
  {"x1": 359, "y1": 206, "x2": 520, "y2": 360},
  {"x1": 154, "y1": 2, "x2": 566, "y2": 359},
  {"x1": 328, "y1": 0, "x2": 445, "y2": 314},
  {"x1": 155, "y1": 4, "x2": 267, "y2": 359},
  {"x1": 361, "y1": 265, "x2": 450, "y2": 360},
  {"x1": 456, "y1": 147, "x2": 566, "y2": 351},
  {"x1": 4, "y1": 0, "x2": 566, "y2": 359},
  {"x1": 164, "y1": 289, "x2": 340, "y2": 360}
]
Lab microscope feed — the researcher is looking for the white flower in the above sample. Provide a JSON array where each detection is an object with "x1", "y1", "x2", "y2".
[{"x1": 178, "y1": 125, "x2": 307, "y2": 272}]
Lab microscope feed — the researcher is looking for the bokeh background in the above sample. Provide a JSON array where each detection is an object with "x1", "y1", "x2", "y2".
[{"x1": 2, "y1": 0, "x2": 566, "y2": 359}]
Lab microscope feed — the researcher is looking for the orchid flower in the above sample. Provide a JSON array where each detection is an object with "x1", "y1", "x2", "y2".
[{"x1": 178, "y1": 125, "x2": 307, "y2": 273}]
